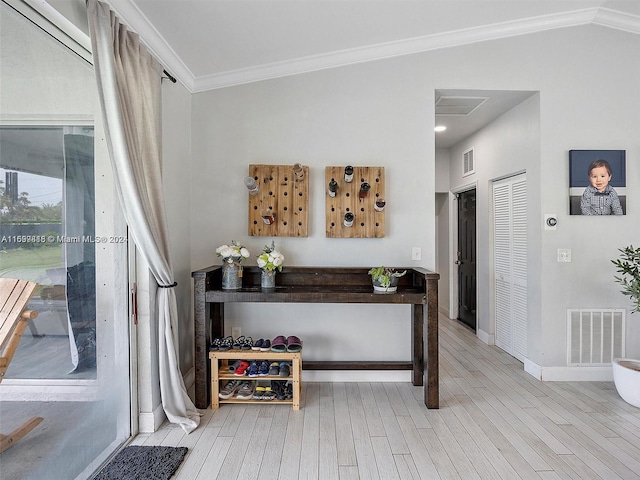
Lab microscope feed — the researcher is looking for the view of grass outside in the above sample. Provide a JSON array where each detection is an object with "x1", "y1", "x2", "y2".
[{"x1": 0, "y1": 244, "x2": 63, "y2": 282}]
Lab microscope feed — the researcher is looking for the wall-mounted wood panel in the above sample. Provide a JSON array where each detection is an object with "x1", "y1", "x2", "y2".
[
  {"x1": 248, "y1": 164, "x2": 309, "y2": 237},
  {"x1": 325, "y1": 166, "x2": 385, "y2": 238}
]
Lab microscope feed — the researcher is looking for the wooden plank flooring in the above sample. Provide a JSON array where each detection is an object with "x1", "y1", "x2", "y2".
[{"x1": 133, "y1": 315, "x2": 640, "y2": 479}]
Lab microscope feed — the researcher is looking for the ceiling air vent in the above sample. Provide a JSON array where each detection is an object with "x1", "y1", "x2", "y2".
[{"x1": 436, "y1": 96, "x2": 488, "y2": 116}]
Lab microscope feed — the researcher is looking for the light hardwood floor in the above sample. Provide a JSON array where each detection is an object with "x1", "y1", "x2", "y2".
[{"x1": 132, "y1": 315, "x2": 640, "y2": 479}]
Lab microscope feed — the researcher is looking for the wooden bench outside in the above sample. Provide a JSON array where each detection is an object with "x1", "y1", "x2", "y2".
[{"x1": 0, "y1": 278, "x2": 42, "y2": 453}]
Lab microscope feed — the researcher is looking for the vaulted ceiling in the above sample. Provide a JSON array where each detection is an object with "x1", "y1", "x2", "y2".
[
  {"x1": 96, "y1": 0, "x2": 640, "y2": 93},
  {"x1": 42, "y1": 0, "x2": 640, "y2": 147}
]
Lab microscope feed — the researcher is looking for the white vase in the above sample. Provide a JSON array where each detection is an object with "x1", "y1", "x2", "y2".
[{"x1": 612, "y1": 358, "x2": 640, "y2": 408}]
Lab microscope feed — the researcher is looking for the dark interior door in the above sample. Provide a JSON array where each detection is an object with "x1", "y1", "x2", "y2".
[{"x1": 457, "y1": 189, "x2": 477, "y2": 330}]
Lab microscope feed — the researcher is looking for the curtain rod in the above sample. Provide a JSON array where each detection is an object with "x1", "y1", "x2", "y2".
[{"x1": 163, "y1": 70, "x2": 177, "y2": 83}]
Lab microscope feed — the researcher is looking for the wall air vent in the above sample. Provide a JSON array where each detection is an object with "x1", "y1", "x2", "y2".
[
  {"x1": 463, "y1": 148, "x2": 475, "y2": 176},
  {"x1": 435, "y1": 96, "x2": 488, "y2": 116},
  {"x1": 567, "y1": 309, "x2": 625, "y2": 366}
]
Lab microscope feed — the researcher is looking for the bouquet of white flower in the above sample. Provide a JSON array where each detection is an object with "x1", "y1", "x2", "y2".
[
  {"x1": 257, "y1": 241, "x2": 284, "y2": 272},
  {"x1": 216, "y1": 240, "x2": 250, "y2": 264}
]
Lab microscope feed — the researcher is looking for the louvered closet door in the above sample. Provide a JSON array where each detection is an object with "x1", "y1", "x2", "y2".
[{"x1": 493, "y1": 173, "x2": 528, "y2": 362}]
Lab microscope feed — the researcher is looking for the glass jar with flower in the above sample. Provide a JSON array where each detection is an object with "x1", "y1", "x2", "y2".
[
  {"x1": 257, "y1": 241, "x2": 284, "y2": 290},
  {"x1": 216, "y1": 240, "x2": 250, "y2": 290}
]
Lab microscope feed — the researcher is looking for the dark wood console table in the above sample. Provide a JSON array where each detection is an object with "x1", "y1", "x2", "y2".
[{"x1": 192, "y1": 266, "x2": 439, "y2": 410}]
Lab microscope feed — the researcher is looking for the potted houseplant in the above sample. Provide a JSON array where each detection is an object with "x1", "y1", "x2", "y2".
[
  {"x1": 256, "y1": 241, "x2": 284, "y2": 290},
  {"x1": 368, "y1": 266, "x2": 406, "y2": 294},
  {"x1": 216, "y1": 240, "x2": 250, "y2": 290},
  {"x1": 611, "y1": 245, "x2": 640, "y2": 408}
]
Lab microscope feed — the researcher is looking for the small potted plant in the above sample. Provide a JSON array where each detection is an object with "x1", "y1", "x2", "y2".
[
  {"x1": 216, "y1": 240, "x2": 250, "y2": 290},
  {"x1": 368, "y1": 266, "x2": 406, "y2": 294},
  {"x1": 257, "y1": 241, "x2": 284, "y2": 290},
  {"x1": 611, "y1": 245, "x2": 640, "y2": 408}
]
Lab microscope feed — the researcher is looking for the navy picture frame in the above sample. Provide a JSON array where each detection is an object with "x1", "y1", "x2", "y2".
[{"x1": 569, "y1": 149, "x2": 626, "y2": 215}]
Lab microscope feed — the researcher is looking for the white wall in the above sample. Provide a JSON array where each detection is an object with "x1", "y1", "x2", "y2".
[
  {"x1": 188, "y1": 24, "x2": 639, "y2": 380},
  {"x1": 191, "y1": 58, "x2": 434, "y2": 380},
  {"x1": 162, "y1": 80, "x2": 193, "y2": 376}
]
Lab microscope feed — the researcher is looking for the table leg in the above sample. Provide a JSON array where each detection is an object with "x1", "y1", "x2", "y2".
[
  {"x1": 411, "y1": 303, "x2": 424, "y2": 386},
  {"x1": 425, "y1": 278, "x2": 439, "y2": 408}
]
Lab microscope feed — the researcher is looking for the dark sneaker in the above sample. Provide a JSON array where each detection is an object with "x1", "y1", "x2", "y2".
[
  {"x1": 268, "y1": 362, "x2": 280, "y2": 376},
  {"x1": 260, "y1": 339, "x2": 271, "y2": 352},
  {"x1": 258, "y1": 360, "x2": 270, "y2": 376},
  {"x1": 279, "y1": 362, "x2": 291, "y2": 377},
  {"x1": 262, "y1": 386, "x2": 276, "y2": 400},
  {"x1": 247, "y1": 361, "x2": 260, "y2": 377}
]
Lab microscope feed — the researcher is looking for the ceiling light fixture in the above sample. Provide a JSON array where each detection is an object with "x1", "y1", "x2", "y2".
[{"x1": 434, "y1": 125, "x2": 447, "y2": 132}]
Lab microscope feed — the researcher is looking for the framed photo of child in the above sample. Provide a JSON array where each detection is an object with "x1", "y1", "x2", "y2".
[{"x1": 569, "y1": 150, "x2": 626, "y2": 215}]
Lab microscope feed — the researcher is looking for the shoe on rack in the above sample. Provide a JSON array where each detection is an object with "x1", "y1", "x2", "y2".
[
  {"x1": 218, "y1": 336, "x2": 234, "y2": 351},
  {"x1": 247, "y1": 360, "x2": 260, "y2": 377},
  {"x1": 258, "y1": 360, "x2": 270, "y2": 376},
  {"x1": 285, "y1": 382, "x2": 293, "y2": 400},
  {"x1": 271, "y1": 380, "x2": 286, "y2": 400},
  {"x1": 241, "y1": 336, "x2": 253, "y2": 350},
  {"x1": 209, "y1": 337, "x2": 223, "y2": 351},
  {"x1": 228, "y1": 360, "x2": 242, "y2": 373},
  {"x1": 232, "y1": 335, "x2": 247, "y2": 350},
  {"x1": 252, "y1": 339, "x2": 264, "y2": 351},
  {"x1": 260, "y1": 339, "x2": 271, "y2": 352},
  {"x1": 233, "y1": 361, "x2": 250, "y2": 376},
  {"x1": 236, "y1": 381, "x2": 255, "y2": 400},
  {"x1": 268, "y1": 362, "x2": 280, "y2": 376},
  {"x1": 279, "y1": 362, "x2": 291, "y2": 377},
  {"x1": 253, "y1": 386, "x2": 266, "y2": 400},
  {"x1": 262, "y1": 386, "x2": 276, "y2": 401},
  {"x1": 219, "y1": 379, "x2": 241, "y2": 399}
]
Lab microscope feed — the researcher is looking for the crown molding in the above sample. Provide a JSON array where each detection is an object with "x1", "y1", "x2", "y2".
[
  {"x1": 107, "y1": 3, "x2": 639, "y2": 94},
  {"x1": 192, "y1": 7, "x2": 599, "y2": 93},
  {"x1": 593, "y1": 7, "x2": 640, "y2": 34}
]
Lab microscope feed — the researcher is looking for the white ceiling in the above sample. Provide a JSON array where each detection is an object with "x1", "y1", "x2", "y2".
[
  {"x1": 95, "y1": 0, "x2": 640, "y2": 92},
  {"x1": 45, "y1": 0, "x2": 640, "y2": 147}
]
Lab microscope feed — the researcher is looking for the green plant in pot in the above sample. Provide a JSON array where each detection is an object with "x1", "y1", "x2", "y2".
[
  {"x1": 610, "y1": 245, "x2": 640, "y2": 408},
  {"x1": 368, "y1": 266, "x2": 406, "y2": 294}
]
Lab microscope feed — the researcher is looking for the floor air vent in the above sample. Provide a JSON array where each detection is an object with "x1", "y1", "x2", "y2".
[{"x1": 567, "y1": 309, "x2": 625, "y2": 366}]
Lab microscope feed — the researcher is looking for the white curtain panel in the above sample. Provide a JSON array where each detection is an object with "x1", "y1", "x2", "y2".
[{"x1": 86, "y1": 0, "x2": 199, "y2": 433}]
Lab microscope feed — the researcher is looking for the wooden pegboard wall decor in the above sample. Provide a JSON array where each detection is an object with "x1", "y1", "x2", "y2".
[
  {"x1": 248, "y1": 164, "x2": 309, "y2": 237},
  {"x1": 325, "y1": 166, "x2": 385, "y2": 238}
]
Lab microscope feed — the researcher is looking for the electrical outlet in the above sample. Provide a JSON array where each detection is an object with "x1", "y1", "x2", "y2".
[
  {"x1": 557, "y1": 248, "x2": 572, "y2": 263},
  {"x1": 412, "y1": 247, "x2": 422, "y2": 261},
  {"x1": 231, "y1": 326, "x2": 241, "y2": 338}
]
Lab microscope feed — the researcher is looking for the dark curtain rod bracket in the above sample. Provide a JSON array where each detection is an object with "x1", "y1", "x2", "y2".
[{"x1": 163, "y1": 70, "x2": 177, "y2": 83}]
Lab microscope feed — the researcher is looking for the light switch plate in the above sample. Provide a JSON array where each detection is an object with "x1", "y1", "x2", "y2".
[{"x1": 557, "y1": 248, "x2": 571, "y2": 262}]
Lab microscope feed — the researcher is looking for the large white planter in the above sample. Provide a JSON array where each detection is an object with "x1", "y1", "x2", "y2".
[{"x1": 612, "y1": 358, "x2": 640, "y2": 408}]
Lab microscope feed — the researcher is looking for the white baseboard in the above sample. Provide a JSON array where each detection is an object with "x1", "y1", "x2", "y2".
[
  {"x1": 524, "y1": 359, "x2": 613, "y2": 381},
  {"x1": 477, "y1": 328, "x2": 494, "y2": 345},
  {"x1": 138, "y1": 404, "x2": 166, "y2": 433}
]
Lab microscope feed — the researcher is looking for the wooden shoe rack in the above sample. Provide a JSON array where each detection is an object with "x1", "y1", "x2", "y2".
[{"x1": 209, "y1": 350, "x2": 302, "y2": 410}]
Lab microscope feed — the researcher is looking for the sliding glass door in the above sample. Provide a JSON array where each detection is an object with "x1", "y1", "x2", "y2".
[{"x1": 0, "y1": 2, "x2": 131, "y2": 478}]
